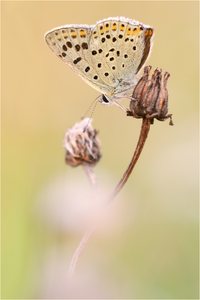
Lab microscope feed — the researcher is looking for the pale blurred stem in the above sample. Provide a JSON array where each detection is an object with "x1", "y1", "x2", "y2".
[
  {"x1": 83, "y1": 164, "x2": 96, "y2": 186},
  {"x1": 109, "y1": 117, "x2": 151, "y2": 201},
  {"x1": 68, "y1": 226, "x2": 96, "y2": 277},
  {"x1": 68, "y1": 164, "x2": 96, "y2": 277},
  {"x1": 68, "y1": 118, "x2": 151, "y2": 277}
]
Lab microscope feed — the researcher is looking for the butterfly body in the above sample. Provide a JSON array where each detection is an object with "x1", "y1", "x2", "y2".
[{"x1": 45, "y1": 17, "x2": 154, "y2": 104}]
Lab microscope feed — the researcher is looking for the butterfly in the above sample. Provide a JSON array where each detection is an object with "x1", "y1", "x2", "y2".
[{"x1": 45, "y1": 16, "x2": 154, "y2": 104}]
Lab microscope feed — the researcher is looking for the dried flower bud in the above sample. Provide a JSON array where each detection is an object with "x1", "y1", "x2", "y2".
[
  {"x1": 64, "y1": 118, "x2": 101, "y2": 167},
  {"x1": 129, "y1": 66, "x2": 173, "y2": 125}
]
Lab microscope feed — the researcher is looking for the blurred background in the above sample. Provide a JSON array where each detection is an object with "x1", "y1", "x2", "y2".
[{"x1": 2, "y1": 1, "x2": 199, "y2": 299}]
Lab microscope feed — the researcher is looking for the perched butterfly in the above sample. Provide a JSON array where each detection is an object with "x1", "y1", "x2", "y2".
[{"x1": 45, "y1": 16, "x2": 153, "y2": 104}]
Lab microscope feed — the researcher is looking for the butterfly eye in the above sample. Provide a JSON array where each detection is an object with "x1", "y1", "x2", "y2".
[{"x1": 102, "y1": 95, "x2": 110, "y2": 103}]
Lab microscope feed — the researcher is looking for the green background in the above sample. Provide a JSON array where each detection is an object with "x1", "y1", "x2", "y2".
[{"x1": 2, "y1": 1, "x2": 199, "y2": 299}]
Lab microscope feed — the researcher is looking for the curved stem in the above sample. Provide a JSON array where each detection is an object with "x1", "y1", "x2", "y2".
[
  {"x1": 68, "y1": 227, "x2": 96, "y2": 277},
  {"x1": 83, "y1": 164, "x2": 96, "y2": 186},
  {"x1": 68, "y1": 165, "x2": 96, "y2": 277},
  {"x1": 109, "y1": 117, "x2": 151, "y2": 201},
  {"x1": 68, "y1": 118, "x2": 151, "y2": 277}
]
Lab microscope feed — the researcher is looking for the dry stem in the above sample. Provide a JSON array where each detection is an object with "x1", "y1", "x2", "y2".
[
  {"x1": 68, "y1": 227, "x2": 96, "y2": 277},
  {"x1": 68, "y1": 165, "x2": 96, "y2": 277},
  {"x1": 109, "y1": 117, "x2": 151, "y2": 201},
  {"x1": 68, "y1": 117, "x2": 151, "y2": 277},
  {"x1": 83, "y1": 164, "x2": 97, "y2": 186}
]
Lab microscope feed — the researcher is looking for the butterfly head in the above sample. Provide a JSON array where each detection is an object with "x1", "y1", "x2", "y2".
[{"x1": 97, "y1": 94, "x2": 114, "y2": 104}]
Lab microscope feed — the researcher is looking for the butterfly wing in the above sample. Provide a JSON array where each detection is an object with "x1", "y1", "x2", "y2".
[
  {"x1": 45, "y1": 17, "x2": 154, "y2": 99},
  {"x1": 45, "y1": 25, "x2": 114, "y2": 95},
  {"x1": 89, "y1": 17, "x2": 153, "y2": 95}
]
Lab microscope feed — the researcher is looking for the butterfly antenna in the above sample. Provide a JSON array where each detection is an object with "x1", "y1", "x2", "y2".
[
  {"x1": 82, "y1": 96, "x2": 99, "y2": 132},
  {"x1": 82, "y1": 96, "x2": 99, "y2": 119}
]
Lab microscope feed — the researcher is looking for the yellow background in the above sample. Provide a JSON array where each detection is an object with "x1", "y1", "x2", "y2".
[{"x1": 2, "y1": 1, "x2": 199, "y2": 299}]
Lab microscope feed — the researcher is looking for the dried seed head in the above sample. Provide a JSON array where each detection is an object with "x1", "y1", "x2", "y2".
[
  {"x1": 129, "y1": 66, "x2": 173, "y2": 125},
  {"x1": 64, "y1": 118, "x2": 101, "y2": 167}
]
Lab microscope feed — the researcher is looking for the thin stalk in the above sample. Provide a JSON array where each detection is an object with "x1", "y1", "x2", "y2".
[
  {"x1": 68, "y1": 117, "x2": 151, "y2": 277},
  {"x1": 68, "y1": 165, "x2": 96, "y2": 277},
  {"x1": 68, "y1": 227, "x2": 96, "y2": 277},
  {"x1": 109, "y1": 117, "x2": 151, "y2": 201},
  {"x1": 83, "y1": 164, "x2": 96, "y2": 186}
]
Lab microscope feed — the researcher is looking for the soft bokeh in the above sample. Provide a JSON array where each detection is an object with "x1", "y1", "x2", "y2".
[{"x1": 2, "y1": 1, "x2": 199, "y2": 299}]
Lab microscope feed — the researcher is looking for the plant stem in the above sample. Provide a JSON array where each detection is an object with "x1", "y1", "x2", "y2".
[
  {"x1": 109, "y1": 117, "x2": 151, "y2": 201},
  {"x1": 68, "y1": 227, "x2": 96, "y2": 277},
  {"x1": 68, "y1": 117, "x2": 151, "y2": 277},
  {"x1": 68, "y1": 165, "x2": 96, "y2": 277},
  {"x1": 83, "y1": 164, "x2": 96, "y2": 186}
]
